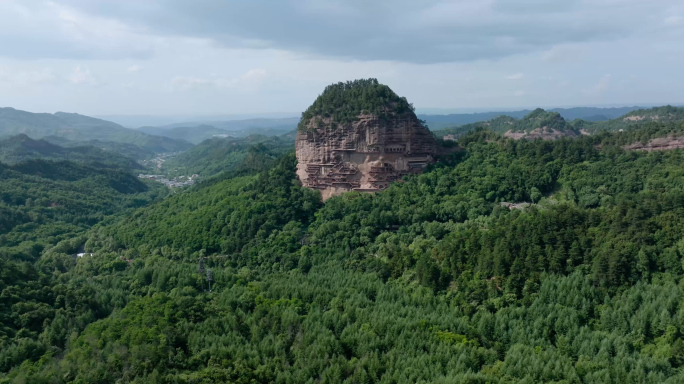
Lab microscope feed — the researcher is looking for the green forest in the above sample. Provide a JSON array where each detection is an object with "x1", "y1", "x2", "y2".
[
  {"x1": 0, "y1": 134, "x2": 143, "y2": 169},
  {"x1": 161, "y1": 135, "x2": 293, "y2": 178},
  {"x1": 4, "y1": 119, "x2": 684, "y2": 382}
]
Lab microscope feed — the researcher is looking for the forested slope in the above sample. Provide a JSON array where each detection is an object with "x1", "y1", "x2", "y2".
[
  {"x1": 0, "y1": 157, "x2": 169, "y2": 375},
  {"x1": 3, "y1": 122, "x2": 684, "y2": 383},
  {"x1": 161, "y1": 135, "x2": 293, "y2": 177},
  {"x1": 0, "y1": 134, "x2": 142, "y2": 169}
]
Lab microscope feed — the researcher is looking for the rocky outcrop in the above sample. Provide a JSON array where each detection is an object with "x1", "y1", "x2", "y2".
[
  {"x1": 624, "y1": 136, "x2": 684, "y2": 151},
  {"x1": 296, "y1": 113, "x2": 436, "y2": 200},
  {"x1": 503, "y1": 127, "x2": 580, "y2": 140}
]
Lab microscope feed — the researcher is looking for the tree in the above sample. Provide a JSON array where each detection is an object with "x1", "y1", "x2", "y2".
[{"x1": 530, "y1": 187, "x2": 542, "y2": 203}]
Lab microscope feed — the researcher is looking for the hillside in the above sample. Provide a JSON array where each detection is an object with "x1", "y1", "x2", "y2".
[
  {"x1": 0, "y1": 134, "x2": 142, "y2": 169},
  {"x1": 438, "y1": 108, "x2": 580, "y2": 140},
  {"x1": 0, "y1": 107, "x2": 193, "y2": 155},
  {"x1": 0, "y1": 159, "x2": 166, "y2": 246},
  {"x1": 161, "y1": 135, "x2": 294, "y2": 177},
  {"x1": 580, "y1": 105, "x2": 684, "y2": 133},
  {"x1": 4, "y1": 122, "x2": 684, "y2": 382}
]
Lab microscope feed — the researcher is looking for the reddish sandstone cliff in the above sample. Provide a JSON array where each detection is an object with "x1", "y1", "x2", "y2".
[{"x1": 296, "y1": 112, "x2": 436, "y2": 200}]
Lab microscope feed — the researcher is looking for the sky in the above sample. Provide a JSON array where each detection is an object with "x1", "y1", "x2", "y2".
[{"x1": 0, "y1": 0, "x2": 683, "y2": 116}]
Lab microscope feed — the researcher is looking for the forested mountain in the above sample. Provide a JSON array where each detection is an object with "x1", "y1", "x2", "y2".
[
  {"x1": 138, "y1": 118, "x2": 299, "y2": 144},
  {"x1": 47, "y1": 137, "x2": 157, "y2": 161},
  {"x1": 3, "y1": 118, "x2": 684, "y2": 382},
  {"x1": 0, "y1": 134, "x2": 142, "y2": 169},
  {"x1": 158, "y1": 117, "x2": 299, "y2": 132},
  {"x1": 0, "y1": 158, "x2": 167, "y2": 253},
  {"x1": 581, "y1": 105, "x2": 684, "y2": 133},
  {"x1": 161, "y1": 135, "x2": 294, "y2": 177},
  {"x1": 0, "y1": 107, "x2": 193, "y2": 155},
  {"x1": 420, "y1": 105, "x2": 645, "y2": 130},
  {"x1": 435, "y1": 106, "x2": 684, "y2": 140},
  {"x1": 138, "y1": 125, "x2": 231, "y2": 144},
  {"x1": 436, "y1": 108, "x2": 579, "y2": 139}
]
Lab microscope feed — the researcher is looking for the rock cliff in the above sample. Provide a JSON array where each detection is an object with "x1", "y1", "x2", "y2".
[
  {"x1": 295, "y1": 80, "x2": 436, "y2": 200},
  {"x1": 624, "y1": 136, "x2": 684, "y2": 151}
]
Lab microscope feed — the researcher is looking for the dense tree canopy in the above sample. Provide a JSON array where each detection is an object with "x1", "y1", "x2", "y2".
[
  {"x1": 4, "y1": 122, "x2": 684, "y2": 383},
  {"x1": 162, "y1": 135, "x2": 293, "y2": 178}
]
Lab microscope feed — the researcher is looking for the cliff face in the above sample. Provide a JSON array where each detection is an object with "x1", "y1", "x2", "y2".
[
  {"x1": 296, "y1": 113, "x2": 436, "y2": 200},
  {"x1": 624, "y1": 136, "x2": 684, "y2": 151}
]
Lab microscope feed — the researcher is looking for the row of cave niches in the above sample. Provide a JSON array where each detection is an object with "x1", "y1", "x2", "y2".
[
  {"x1": 304, "y1": 162, "x2": 425, "y2": 191},
  {"x1": 305, "y1": 161, "x2": 361, "y2": 190}
]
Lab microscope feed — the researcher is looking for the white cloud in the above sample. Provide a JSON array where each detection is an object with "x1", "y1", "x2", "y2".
[
  {"x1": 25, "y1": 67, "x2": 58, "y2": 84},
  {"x1": 171, "y1": 76, "x2": 213, "y2": 90},
  {"x1": 47, "y1": 0, "x2": 684, "y2": 64},
  {"x1": 69, "y1": 65, "x2": 99, "y2": 85},
  {"x1": 594, "y1": 74, "x2": 611, "y2": 93},
  {"x1": 0, "y1": 1, "x2": 682, "y2": 115},
  {"x1": 541, "y1": 44, "x2": 587, "y2": 63},
  {"x1": 585, "y1": 74, "x2": 611, "y2": 94},
  {"x1": 171, "y1": 69, "x2": 267, "y2": 91},
  {"x1": 0, "y1": 66, "x2": 59, "y2": 86},
  {"x1": 0, "y1": 1, "x2": 157, "y2": 60},
  {"x1": 664, "y1": 16, "x2": 683, "y2": 26}
]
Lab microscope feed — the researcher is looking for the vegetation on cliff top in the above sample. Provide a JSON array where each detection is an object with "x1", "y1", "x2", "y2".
[{"x1": 297, "y1": 78, "x2": 416, "y2": 131}]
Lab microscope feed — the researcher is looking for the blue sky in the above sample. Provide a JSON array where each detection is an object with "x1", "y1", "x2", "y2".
[{"x1": 0, "y1": 0, "x2": 682, "y2": 116}]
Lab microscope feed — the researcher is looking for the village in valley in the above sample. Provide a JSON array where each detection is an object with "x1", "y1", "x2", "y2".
[
  {"x1": 138, "y1": 173, "x2": 199, "y2": 188},
  {"x1": 136, "y1": 152, "x2": 200, "y2": 188}
]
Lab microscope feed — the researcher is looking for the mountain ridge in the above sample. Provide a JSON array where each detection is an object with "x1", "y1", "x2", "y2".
[
  {"x1": 436, "y1": 105, "x2": 684, "y2": 140},
  {"x1": 0, "y1": 134, "x2": 143, "y2": 169},
  {"x1": 0, "y1": 107, "x2": 193, "y2": 155}
]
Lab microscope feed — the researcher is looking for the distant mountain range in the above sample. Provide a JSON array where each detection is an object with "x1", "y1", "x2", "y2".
[
  {"x1": 0, "y1": 107, "x2": 193, "y2": 156},
  {"x1": 418, "y1": 106, "x2": 650, "y2": 130},
  {"x1": 130, "y1": 107, "x2": 665, "y2": 145},
  {"x1": 137, "y1": 117, "x2": 300, "y2": 144},
  {"x1": 96, "y1": 113, "x2": 300, "y2": 128},
  {"x1": 434, "y1": 105, "x2": 684, "y2": 140},
  {"x1": 2, "y1": 105, "x2": 683, "y2": 161}
]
